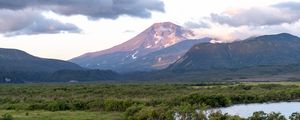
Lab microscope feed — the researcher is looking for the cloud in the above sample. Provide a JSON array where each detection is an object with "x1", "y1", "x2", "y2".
[
  {"x1": 210, "y1": 2, "x2": 300, "y2": 27},
  {"x1": 186, "y1": 1, "x2": 300, "y2": 42},
  {"x1": 0, "y1": 0, "x2": 164, "y2": 36},
  {"x1": 273, "y1": 1, "x2": 300, "y2": 11},
  {"x1": 184, "y1": 20, "x2": 211, "y2": 29},
  {"x1": 0, "y1": 9, "x2": 81, "y2": 36},
  {"x1": 0, "y1": 0, "x2": 165, "y2": 19}
]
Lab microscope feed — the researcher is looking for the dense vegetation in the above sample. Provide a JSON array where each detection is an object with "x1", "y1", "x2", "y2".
[
  {"x1": 0, "y1": 110, "x2": 299, "y2": 120},
  {"x1": 0, "y1": 82, "x2": 299, "y2": 119}
]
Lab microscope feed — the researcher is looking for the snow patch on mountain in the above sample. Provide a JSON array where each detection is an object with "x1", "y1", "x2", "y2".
[{"x1": 131, "y1": 51, "x2": 139, "y2": 59}]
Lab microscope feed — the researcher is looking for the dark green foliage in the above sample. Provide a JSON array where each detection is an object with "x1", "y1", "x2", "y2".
[
  {"x1": 125, "y1": 105, "x2": 144, "y2": 119},
  {"x1": 0, "y1": 113, "x2": 13, "y2": 120},
  {"x1": 47, "y1": 100, "x2": 71, "y2": 111},
  {"x1": 248, "y1": 111, "x2": 287, "y2": 120},
  {"x1": 266, "y1": 112, "x2": 286, "y2": 120},
  {"x1": 0, "y1": 83, "x2": 299, "y2": 120},
  {"x1": 208, "y1": 111, "x2": 239, "y2": 120},
  {"x1": 182, "y1": 94, "x2": 231, "y2": 107},
  {"x1": 103, "y1": 100, "x2": 137, "y2": 112},
  {"x1": 289, "y1": 112, "x2": 300, "y2": 120},
  {"x1": 248, "y1": 111, "x2": 268, "y2": 120},
  {"x1": 127, "y1": 106, "x2": 173, "y2": 120}
]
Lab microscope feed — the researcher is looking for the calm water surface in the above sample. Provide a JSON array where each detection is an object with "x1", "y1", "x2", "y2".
[{"x1": 217, "y1": 102, "x2": 300, "y2": 118}]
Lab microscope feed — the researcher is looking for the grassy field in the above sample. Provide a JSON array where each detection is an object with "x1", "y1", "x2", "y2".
[
  {"x1": 0, "y1": 110, "x2": 124, "y2": 120},
  {"x1": 0, "y1": 82, "x2": 299, "y2": 119}
]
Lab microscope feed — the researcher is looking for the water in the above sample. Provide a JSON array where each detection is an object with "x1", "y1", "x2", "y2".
[{"x1": 216, "y1": 102, "x2": 300, "y2": 118}]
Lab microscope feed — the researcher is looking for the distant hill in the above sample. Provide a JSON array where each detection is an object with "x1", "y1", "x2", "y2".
[
  {"x1": 168, "y1": 33, "x2": 300, "y2": 72},
  {"x1": 70, "y1": 22, "x2": 195, "y2": 71},
  {"x1": 49, "y1": 69, "x2": 120, "y2": 82},
  {"x1": 0, "y1": 48, "x2": 83, "y2": 72}
]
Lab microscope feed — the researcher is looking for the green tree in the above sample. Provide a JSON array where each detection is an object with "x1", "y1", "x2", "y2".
[
  {"x1": 248, "y1": 111, "x2": 267, "y2": 120},
  {"x1": 0, "y1": 113, "x2": 13, "y2": 120},
  {"x1": 266, "y1": 112, "x2": 286, "y2": 120},
  {"x1": 208, "y1": 111, "x2": 230, "y2": 120},
  {"x1": 289, "y1": 112, "x2": 300, "y2": 120}
]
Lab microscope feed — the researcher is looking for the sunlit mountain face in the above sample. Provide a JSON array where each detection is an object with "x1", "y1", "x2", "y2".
[{"x1": 70, "y1": 22, "x2": 204, "y2": 72}]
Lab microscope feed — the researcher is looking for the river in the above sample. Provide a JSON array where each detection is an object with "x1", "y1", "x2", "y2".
[{"x1": 216, "y1": 102, "x2": 300, "y2": 118}]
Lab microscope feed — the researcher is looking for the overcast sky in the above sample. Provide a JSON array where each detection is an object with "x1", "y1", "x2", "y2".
[{"x1": 0, "y1": 0, "x2": 299, "y2": 60}]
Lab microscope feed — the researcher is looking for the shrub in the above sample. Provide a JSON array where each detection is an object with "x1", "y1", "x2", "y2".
[
  {"x1": 290, "y1": 112, "x2": 300, "y2": 120},
  {"x1": 104, "y1": 100, "x2": 136, "y2": 112},
  {"x1": 125, "y1": 105, "x2": 144, "y2": 120},
  {"x1": 248, "y1": 111, "x2": 267, "y2": 120},
  {"x1": 47, "y1": 100, "x2": 71, "y2": 111},
  {"x1": 130, "y1": 106, "x2": 173, "y2": 120},
  {"x1": 27, "y1": 103, "x2": 47, "y2": 110},
  {"x1": 71, "y1": 101, "x2": 89, "y2": 110},
  {"x1": 0, "y1": 113, "x2": 13, "y2": 120},
  {"x1": 183, "y1": 94, "x2": 231, "y2": 107},
  {"x1": 266, "y1": 112, "x2": 286, "y2": 120}
]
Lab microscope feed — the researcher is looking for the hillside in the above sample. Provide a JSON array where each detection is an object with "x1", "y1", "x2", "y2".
[
  {"x1": 0, "y1": 48, "x2": 83, "y2": 72},
  {"x1": 168, "y1": 33, "x2": 300, "y2": 71}
]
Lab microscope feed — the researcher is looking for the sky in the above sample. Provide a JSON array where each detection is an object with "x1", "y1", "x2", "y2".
[{"x1": 0, "y1": 0, "x2": 300, "y2": 60}]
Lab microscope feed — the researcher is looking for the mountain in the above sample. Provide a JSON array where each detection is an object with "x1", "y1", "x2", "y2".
[
  {"x1": 70, "y1": 22, "x2": 195, "y2": 71},
  {"x1": 168, "y1": 33, "x2": 300, "y2": 71},
  {"x1": 118, "y1": 38, "x2": 211, "y2": 72},
  {"x1": 0, "y1": 48, "x2": 82, "y2": 72}
]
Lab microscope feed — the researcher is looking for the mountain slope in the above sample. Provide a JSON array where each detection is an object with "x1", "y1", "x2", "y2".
[
  {"x1": 70, "y1": 22, "x2": 195, "y2": 70},
  {"x1": 118, "y1": 38, "x2": 211, "y2": 72},
  {"x1": 168, "y1": 33, "x2": 300, "y2": 71},
  {"x1": 0, "y1": 48, "x2": 83, "y2": 72}
]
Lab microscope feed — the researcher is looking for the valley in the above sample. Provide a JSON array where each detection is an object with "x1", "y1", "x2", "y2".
[
  {"x1": 1, "y1": 0, "x2": 300, "y2": 119},
  {"x1": 0, "y1": 82, "x2": 299, "y2": 120}
]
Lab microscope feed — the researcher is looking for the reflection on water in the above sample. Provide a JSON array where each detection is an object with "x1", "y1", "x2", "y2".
[{"x1": 217, "y1": 102, "x2": 300, "y2": 118}]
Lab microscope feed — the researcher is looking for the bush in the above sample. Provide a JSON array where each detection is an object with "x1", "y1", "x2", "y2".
[
  {"x1": 27, "y1": 103, "x2": 47, "y2": 110},
  {"x1": 266, "y1": 112, "x2": 286, "y2": 120},
  {"x1": 86, "y1": 100, "x2": 104, "y2": 111},
  {"x1": 290, "y1": 112, "x2": 300, "y2": 120},
  {"x1": 182, "y1": 94, "x2": 232, "y2": 107},
  {"x1": 104, "y1": 100, "x2": 136, "y2": 112},
  {"x1": 125, "y1": 105, "x2": 144, "y2": 120},
  {"x1": 208, "y1": 111, "x2": 231, "y2": 120},
  {"x1": 47, "y1": 100, "x2": 71, "y2": 111},
  {"x1": 71, "y1": 101, "x2": 89, "y2": 110},
  {"x1": 248, "y1": 111, "x2": 267, "y2": 120},
  {"x1": 0, "y1": 113, "x2": 13, "y2": 120},
  {"x1": 130, "y1": 106, "x2": 173, "y2": 120}
]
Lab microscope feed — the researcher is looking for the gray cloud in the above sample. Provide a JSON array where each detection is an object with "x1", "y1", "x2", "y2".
[
  {"x1": 210, "y1": 2, "x2": 300, "y2": 27},
  {"x1": 273, "y1": 2, "x2": 300, "y2": 11},
  {"x1": 0, "y1": 9, "x2": 80, "y2": 36},
  {"x1": 0, "y1": 0, "x2": 165, "y2": 19},
  {"x1": 0, "y1": 0, "x2": 164, "y2": 36},
  {"x1": 184, "y1": 20, "x2": 211, "y2": 29}
]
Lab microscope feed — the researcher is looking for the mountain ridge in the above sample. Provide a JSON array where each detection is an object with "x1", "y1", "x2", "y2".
[
  {"x1": 168, "y1": 33, "x2": 300, "y2": 71},
  {"x1": 117, "y1": 38, "x2": 211, "y2": 72}
]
